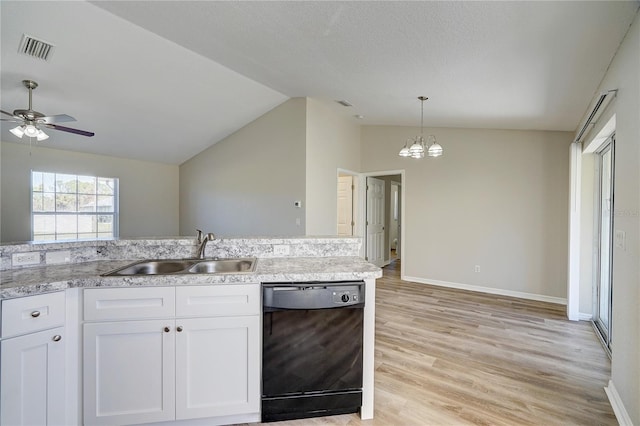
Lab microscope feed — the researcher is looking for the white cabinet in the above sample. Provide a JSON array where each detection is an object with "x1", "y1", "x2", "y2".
[
  {"x1": 0, "y1": 292, "x2": 66, "y2": 426},
  {"x1": 175, "y1": 316, "x2": 260, "y2": 420},
  {"x1": 83, "y1": 285, "x2": 260, "y2": 426},
  {"x1": 83, "y1": 320, "x2": 176, "y2": 426}
]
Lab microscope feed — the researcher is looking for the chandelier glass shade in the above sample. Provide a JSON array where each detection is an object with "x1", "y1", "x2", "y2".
[{"x1": 399, "y1": 96, "x2": 443, "y2": 159}]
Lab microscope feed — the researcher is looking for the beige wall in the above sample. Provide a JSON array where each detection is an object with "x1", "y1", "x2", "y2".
[
  {"x1": 583, "y1": 12, "x2": 639, "y2": 423},
  {"x1": 305, "y1": 98, "x2": 361, "y2": 235},
  {"x1": 179, "y1": 98, "x2": 306, "y2": 237},
  {"x1": 0, "y1": 141, "x2": 179, "y2": 242},
  {"x1": 361, "y1": 126, "x2": 571, "y2": 299}
]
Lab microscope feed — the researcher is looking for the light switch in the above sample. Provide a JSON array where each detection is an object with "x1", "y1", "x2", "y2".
[{"x1": 615, "y1": 230, "x2": 626, "y2": 250}]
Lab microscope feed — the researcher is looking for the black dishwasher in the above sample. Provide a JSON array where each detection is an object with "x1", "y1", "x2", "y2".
[{"x1": 261, "y1": 281, "x2": 364, "y2": 422}]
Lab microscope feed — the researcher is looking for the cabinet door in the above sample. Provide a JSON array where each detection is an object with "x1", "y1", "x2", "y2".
[
  {"x1": 0, "y1": 326, "x2": 66, "y2": 426},
  {"x1": 83, "y1": 320, "x2": 175, "y2": 426},
  {"x1": 175, "y1": 316, "x2": 260, "y2": 420}
]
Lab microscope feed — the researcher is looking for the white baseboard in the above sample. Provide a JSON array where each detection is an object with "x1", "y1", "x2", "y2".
[
  {"x1": 604, "y1": 380, "x2": 633, "y2": 426},
  {"x1": 402, "y1": 275, "x2": 567, "y2": 305},
  {"x1": 578, "y1": 312, "x2": 593, "y2": 321}
]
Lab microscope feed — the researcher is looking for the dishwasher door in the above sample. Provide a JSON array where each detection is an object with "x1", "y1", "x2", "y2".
[{"x1": 262, "y1": 282, "x2": 364, "y2": 422}]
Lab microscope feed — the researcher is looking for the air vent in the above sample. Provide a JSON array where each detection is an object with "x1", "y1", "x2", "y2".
[
  {"x1": 336, "y1": 100, "x2": 353, "y2": 107},
  {"x1": 18, "y1": 34, "x2": 55, "y2": 61}
]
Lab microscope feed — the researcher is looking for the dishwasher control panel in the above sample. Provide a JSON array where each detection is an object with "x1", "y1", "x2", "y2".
[
  {"x1": 263, "y1": 281, "x2": 364, "y2": 309},
  {"x1": 332, "y1": 289, "x2": 360, "y2": 304}
]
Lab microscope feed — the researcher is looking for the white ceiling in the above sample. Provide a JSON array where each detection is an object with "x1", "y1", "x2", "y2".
[{"x1": 1, "y1": 1, "x2": 638, "y2": 165}]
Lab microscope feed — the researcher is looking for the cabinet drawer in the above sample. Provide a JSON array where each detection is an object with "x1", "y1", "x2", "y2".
[
  {"x1": 1, "y1": 291, "x2": 65, "y2": 338},
  {"x1": 84, "y1": 287, "x2": 175, "y2": 321},
  {"x1": 176, "y1": 285, "x2": 260, "y2": 317}
]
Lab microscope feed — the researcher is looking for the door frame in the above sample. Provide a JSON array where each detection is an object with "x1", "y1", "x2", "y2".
[
  {"x1": 567, "y1": 113, "x2": 616, "y2": 322},
  {"x1": 389, "y1": 181, "x2": 401, "y2": 259},
  {"x1": 593, "y1": 137, "x2": 615, "y2": 353},
  {"x1": 360, "y1": 170, "x2": 405, "y2": 277}
]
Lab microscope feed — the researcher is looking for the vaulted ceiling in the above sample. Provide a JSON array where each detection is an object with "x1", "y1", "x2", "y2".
[{"x1": 1, "y1": 1, "x2": 638, "y2": 164}]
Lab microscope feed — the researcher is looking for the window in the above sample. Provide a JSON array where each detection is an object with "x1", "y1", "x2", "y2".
[{"x1": 31, "y1": 171, "x2": 119, "y2": 241}]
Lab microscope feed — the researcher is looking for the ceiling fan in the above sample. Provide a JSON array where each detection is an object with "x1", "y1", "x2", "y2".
[{"x1": 1, "y1": 79, "x2": 94, "y2": 141}]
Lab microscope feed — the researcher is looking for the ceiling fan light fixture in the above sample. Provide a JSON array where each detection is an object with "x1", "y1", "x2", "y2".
[
  {"x1": 10, "y1": 125, "x2": 25, "y2": 138},
  {"x1": 36, "y1": 129, "x2": 49, "y2": 141},
  {"x1": 24, "y1": 124, "x2": 39, "y2": 137},
  {"x1": 3, "y1": 79, "x2": 95, "y2": 141}
]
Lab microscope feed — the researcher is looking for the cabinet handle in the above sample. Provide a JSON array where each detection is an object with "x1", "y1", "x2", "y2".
[
  {"x1": 52, "y1": 335, "x2": 62, "y2": 342},
  {"x1": 176, "y1": 326, "x2": 183, "y2": 332},
  {"x1": 31, "y1": 311, "x2": 41, "y2": 318},
  {"x1": 164, "y1": 326, "x2": 170, "y2": 333}
]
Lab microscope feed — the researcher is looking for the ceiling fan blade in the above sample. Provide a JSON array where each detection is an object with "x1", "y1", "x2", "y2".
[
  {"x1": 1, "y1": 109, "x2": 19, "y2": 118},
  {"x1": 1, "y1": 118, "x2": 21, "y2": 122},
  {"x1": 44, "y1": 123, "x2": 95, "y2": 137},
  {"x1": 40, "y1": 114, "x2": 77, "y2": 124}
]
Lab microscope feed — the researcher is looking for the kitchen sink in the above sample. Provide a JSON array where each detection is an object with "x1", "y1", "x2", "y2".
[
  {"x1": 102, "y1": 258, "x2": 257, "y2": 276},
  {"x1": 188, "y1": 259, "x2": 255, "y2": 274}
]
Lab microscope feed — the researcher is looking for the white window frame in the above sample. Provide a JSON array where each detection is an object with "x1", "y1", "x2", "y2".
[{"x1": 30, "y1": 171, "x2": 119, "y2": 241}]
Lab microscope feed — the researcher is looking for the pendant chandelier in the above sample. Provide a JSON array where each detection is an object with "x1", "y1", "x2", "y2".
[{"x1": 398, "y1": 96, "x2": 443, "y2": 159}]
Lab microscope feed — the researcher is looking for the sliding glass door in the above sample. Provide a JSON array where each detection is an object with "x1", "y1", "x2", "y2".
[{"x1": 594, "y1": 138, "x2": 614, "y2": 352}]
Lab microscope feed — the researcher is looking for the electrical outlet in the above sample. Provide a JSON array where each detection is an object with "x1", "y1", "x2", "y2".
[
  {"x1": 474, "y1": 265, "x2": 481, "y2": 273},
  {"x1": 273, "y1": 245, "x2": 290, "y2": 256},
  {"x1": 12, "y1": 251, "x2": 41, "y2": 266},
  {"x1": 46, "y1": 250, "x2": 71, "y2": 264}
]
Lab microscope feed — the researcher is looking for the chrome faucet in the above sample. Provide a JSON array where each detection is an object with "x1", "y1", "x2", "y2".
[{"x1": 195, "y1": 230, "x2": 215, "y2": 259}]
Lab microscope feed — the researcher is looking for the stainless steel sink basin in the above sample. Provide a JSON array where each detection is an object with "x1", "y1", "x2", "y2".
[
  {"x1": 102, "y1": 258, "x2": 256, "y2": 276},
  {"x1": 188, "y1": 259, "x2": 255, "y2": 274},
  {"x1": 112, "y1": 260, "x2": 193, "y2": 275}
]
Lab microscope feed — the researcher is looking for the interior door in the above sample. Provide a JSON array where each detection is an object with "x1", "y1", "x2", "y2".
[
  {"x1": 366, "y1": 177, "x2": 385, "y2": 267},
  {"x1": 337, "y1": 176, "x2": 354, "y2": 236}
]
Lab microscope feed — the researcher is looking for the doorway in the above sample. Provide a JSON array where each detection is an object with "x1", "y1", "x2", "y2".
[
  {"x1": 362, "y1": 171, "x2": 404, "y2": 269},
  {"x1": 390, "y1": 182, "x2": 401, "y2": 261},
  {"x1": 594, "y1": 137, "x2": 614, "y2": 353}
]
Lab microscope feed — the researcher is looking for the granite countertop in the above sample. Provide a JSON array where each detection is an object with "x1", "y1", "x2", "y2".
[{"x1": 0, "y1": 257, "x2": 382, "y2": 299}]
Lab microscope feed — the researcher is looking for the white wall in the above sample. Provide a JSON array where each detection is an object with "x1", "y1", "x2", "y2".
[
  {"x1": 579, "y1": 11, "x2": 639, "y2": 424},
  {"x1": 0, "y1": 141, "x2": 179, "y2": 242},
  {"x1": 305, "y1": 98, "x2": 361, "y2": 235},
  {"x1": 179, "y1": 98, "x2": 306, "y2": 237},
  {"x1": 361, "y1": 126, "x2": 571, "y2": 300}
]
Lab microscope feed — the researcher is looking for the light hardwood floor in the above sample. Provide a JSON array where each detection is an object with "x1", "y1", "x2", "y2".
[{"x1": 247, "y1": 261, "x2": 615, "y2": 425}]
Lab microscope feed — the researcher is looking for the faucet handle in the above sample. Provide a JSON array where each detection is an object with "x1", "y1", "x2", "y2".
[
  {"x1": 206, "y1": 232, "x2": 215, "y2": 240},
  {"x1": 196, "y1": 229, "x2": 203, "y2": 244}
]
